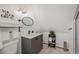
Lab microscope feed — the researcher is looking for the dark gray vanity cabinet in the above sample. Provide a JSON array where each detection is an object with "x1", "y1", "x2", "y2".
[{"x1": 21, "y1": 34, "x2": 43, "y2": 54}]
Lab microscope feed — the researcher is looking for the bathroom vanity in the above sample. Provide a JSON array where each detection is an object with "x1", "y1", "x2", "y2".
[{"x1": 21, "y1": 33, "x2": 43, "y2": 54}]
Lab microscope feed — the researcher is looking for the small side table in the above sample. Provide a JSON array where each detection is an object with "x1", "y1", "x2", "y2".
[{"x1": 48, "y1": 34, "x2": 56, "y2": 48}]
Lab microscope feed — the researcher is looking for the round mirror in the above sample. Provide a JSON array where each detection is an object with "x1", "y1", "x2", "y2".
[{"x1": 22, "y1": 17, "x2": 34, "y2": 26}]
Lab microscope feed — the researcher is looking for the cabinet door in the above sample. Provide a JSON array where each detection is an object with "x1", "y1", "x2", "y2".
[
  {"x1": 37, "y1": 35, "x2": 43, "y2": 51},
  {"x1": 31, "y1": 35, "x2": 43, "y2": 53},
  {"x1": 21, "y1": 37, "x2": 32, "y2": 54},
  {"x1": 31, "y1": 37, "x2": 38, "y2": 53}
]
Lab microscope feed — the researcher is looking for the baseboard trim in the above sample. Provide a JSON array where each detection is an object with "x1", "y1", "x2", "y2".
[
  {"x1": 56, "y1": 46, "x2": 69, "y2": 51},
  {"x1": 43, "y1": 43, "x2": 69, "y2": 51}
]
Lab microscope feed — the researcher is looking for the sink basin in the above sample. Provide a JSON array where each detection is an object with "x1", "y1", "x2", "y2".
[{"x1": 22, "y1": 33, "x2": 42, "y2": 39}]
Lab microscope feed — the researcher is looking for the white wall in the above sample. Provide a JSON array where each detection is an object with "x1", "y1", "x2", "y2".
[
  {"x1": 32, "y1": 5, "x2": 77, "y2": 32},
  {"x1": 32, "y1": 4, "x2": 77, "y2": 53}
]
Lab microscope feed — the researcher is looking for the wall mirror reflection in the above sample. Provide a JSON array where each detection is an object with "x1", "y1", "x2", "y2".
[{"x1": 22, "y1": 17, "x2": 34, "y2": 26}]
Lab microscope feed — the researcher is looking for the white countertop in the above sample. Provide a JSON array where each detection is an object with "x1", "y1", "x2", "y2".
[{"x1": 22, "y1": 33, "x2": 42, "y2": 39}]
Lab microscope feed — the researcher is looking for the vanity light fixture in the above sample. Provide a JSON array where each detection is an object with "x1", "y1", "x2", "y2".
[{"x1": 17, "y1": 8, "x2": 27, "y2": 14}]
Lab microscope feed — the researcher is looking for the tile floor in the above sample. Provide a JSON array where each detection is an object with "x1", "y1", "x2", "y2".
[{"x1": 39, "y1": 44, "x2": 70, "y2": 54}]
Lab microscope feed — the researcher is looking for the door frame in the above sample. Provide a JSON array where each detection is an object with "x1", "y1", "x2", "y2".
[{"x1": 74, "y1": 5, "x2": 79, "y2": 54}]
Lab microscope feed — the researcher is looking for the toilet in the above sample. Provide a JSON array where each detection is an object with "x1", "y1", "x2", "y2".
[{"x1": 0, "y1": 40, "x2": 18, "y2": 54}]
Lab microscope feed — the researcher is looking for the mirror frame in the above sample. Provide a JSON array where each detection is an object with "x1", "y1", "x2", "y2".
[{"x1": 22, "y1": 17, "x2": 34, "y2": 26}]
